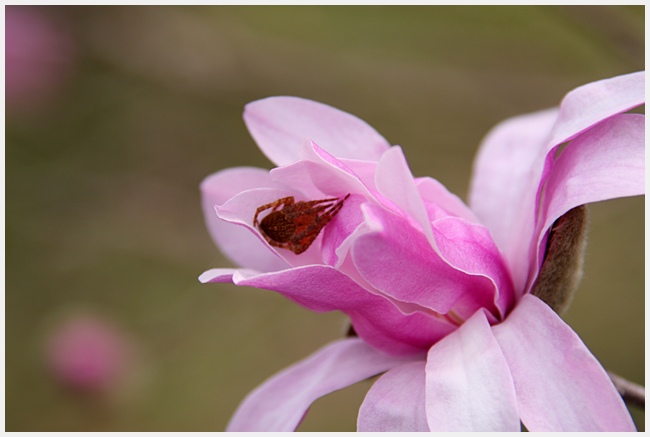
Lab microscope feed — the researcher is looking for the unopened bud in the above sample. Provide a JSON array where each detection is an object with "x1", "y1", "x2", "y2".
[{"x1": 531, "y1": 205, "x2": 589, "y2": 315}]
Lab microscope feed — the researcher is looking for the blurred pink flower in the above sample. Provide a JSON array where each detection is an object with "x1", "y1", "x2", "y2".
[
  {"x1": 5, "y1": 6, "x2": 75, "y2": 115},
  {"x1": 45, "y1": 313, "x2": 132, "y2": 393},
  {"x1": 200, "y1": 72, "x2": 644, "y2": 431}
]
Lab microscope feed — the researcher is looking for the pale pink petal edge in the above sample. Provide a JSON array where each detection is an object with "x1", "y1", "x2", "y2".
[{"x1": 226, "y1": 338, "x2": 415, "y2": 431}]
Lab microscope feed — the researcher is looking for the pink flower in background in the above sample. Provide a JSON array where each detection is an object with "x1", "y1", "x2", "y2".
[
  {"x1": 5, "y1": 6, "x2": 76, "y2": 115},
  {"x1": 45, "y1": 313, "x2": 133, "y2": 393},
  {"x1": 200, "y1": 72, "x2": 644, "y2": 431}
]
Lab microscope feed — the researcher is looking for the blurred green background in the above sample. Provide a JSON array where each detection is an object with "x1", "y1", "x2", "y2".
[{"x1": 6, "y1": 5, "x2": 644, "y2": 431}]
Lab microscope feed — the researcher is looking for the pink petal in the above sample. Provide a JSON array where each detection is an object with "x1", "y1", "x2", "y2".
[
  {"x1": 233, "y1": 265, "x2": 455, "y2": 356},
  {"x1": 339, "y1": 158, "x2": 379, "y2": 191},
  {"x1": 243, "y1": 96, "x2": 391, "y2": 167},
  {"x1": 375, "y1": 146, "x2": 435, "y2": 244},
  {"x1": 300, "y1": 140, "x2": 375, "y2": 199},
  {"x1": 352, "y1": 203, "x2": 496, "y2": 315},
  {"x1": 358, "y1": 361, "x2": 430, "y2": 431},
  {"x1": 268, "y1": 160, "x2": 324, "y2": 200},
  {"x1": 297, "y1": 141, "x2": 415, "y2": 266},
  {"x1": 301, "y1": 141, "x2": 420, "y2": 228},
  {"x1": 543, "y1": 115, "x2": 645, "y2": 222},
  {"x1": 548, "y1": 71, "x2": 645, "y2": 148},
  {"x1": 226, "y1": 338, "x2": 416, "y2": 431},
  {"x1": 492, "y1": 294, "x2": 635, "y2": 431},
  {"x1": 529, "y1": 113, "x2": 644, "y2": 290},
  {"x1": 200, "y1": 167, "x2": 291, "y2": 272},
  {"x1": 532, "y1": 72, "x2": 645, "y2": 265},
  {"x1": 538, "y1": 72, "x2": 644, "y2": 217},
  {"x1": 198, "y1": 268, "x2": 255, "y2": 284},
  {"x1": 425, "y1": 309, "x2": 520, "y2": 431},
  {"x1": 431, "y1": 217, "x2": 514, "y2": 319},
  {"x1": 468, "y1": 108, "x2": 559, "y2": 294},
  {"x1": 415, "y1": 176, "x2": 480, "y2": 224},
  {"x1": 320, "y1": 194, "x2": 368, "y2": 267},
  {"x1": 469, "y1": 71, "x2": 645, "y2": 296}
]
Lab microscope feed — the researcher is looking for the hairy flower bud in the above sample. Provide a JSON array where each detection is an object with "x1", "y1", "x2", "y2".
[{"x1": 531, "y1": 205, "x2": 589, "y2": 315}]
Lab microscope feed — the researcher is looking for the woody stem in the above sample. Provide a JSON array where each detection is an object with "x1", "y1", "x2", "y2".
[{"x1": 608, "y1": 370, "x2": 645, "y2": 409}]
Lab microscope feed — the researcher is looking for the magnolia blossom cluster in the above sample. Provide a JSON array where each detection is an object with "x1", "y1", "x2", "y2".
[{"x1": 200, "y1": 72, "x2": 644, "y2": 431}]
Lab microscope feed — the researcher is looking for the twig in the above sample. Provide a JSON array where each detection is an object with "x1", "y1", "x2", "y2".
[{"x1": 608, "y1": 370, "x2": 645, "y2": 409}]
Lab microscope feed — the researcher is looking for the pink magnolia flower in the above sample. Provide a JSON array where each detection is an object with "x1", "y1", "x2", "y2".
[
  {"x1": 45, "y1": 313, "x2": 134, "y2": 393},
  {"x1": 5, "y1": 6, "x2": 76, "y2": 115},
  {"x1": 200, "y1": 71, "x2": 644, "y2": 431}
]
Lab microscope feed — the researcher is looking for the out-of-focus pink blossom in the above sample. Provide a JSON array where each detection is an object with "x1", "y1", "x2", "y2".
[
  {"x1": 5, "y1": 6, "x2": 75, "y2": 115},
  {"x1": 45, "y1": 313, "x2": 132, "y2": 393},
  {"x1": 200, "y1": 72, "x2": 644, "y2": 431}
]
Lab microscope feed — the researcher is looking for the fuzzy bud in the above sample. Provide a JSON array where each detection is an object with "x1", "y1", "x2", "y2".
[{"x1": 531, "y1": 205, "x2": 589, "y2": 315}]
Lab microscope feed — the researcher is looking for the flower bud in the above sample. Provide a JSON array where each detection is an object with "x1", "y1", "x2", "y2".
[{"x1": 531, "y1": 205, "x2": 589, "y2": 314}]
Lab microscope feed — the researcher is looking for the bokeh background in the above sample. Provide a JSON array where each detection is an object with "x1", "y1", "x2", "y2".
[{"x1": 6, "y1": 5, "x2": 644, "y2": 431}]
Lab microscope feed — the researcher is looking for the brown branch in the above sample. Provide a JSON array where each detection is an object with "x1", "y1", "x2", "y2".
[{"x1": 608, "y1": 370, "x2": 645, "y2": 409}]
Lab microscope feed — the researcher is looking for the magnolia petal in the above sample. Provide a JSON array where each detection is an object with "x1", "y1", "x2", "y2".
[
  {"x1": 234, "y1": 265, "x2": 455, "y2": 356},
  {"x1": 469, "y1": 73, "x2": 645, "y2": 296},
  {"x1": 425, "y1": 309, "x2": 520, "y2": 431},
  {"x1": 227, "y1": 338, "x2": 414, "y2": 432},
  {"x1": 321, "y1": 194, "x2": 368, "y2": 267},
  {"x1": 215, "y1": 187, "x2": 325, "y2": 267},
  {"x1": 243, "y1": 96, "x2": 391, "y2": 167},
  {"x1": 415, "y1": 177, "x2": 480, "y2": 224},
  {"x1": 468, "y1": 108, "x2": 559, "y2": 294},
  {"x1": 300, "y1": 140, "x2": 376, "y2": 199},
  {"x1": 339, "y1": 158, "x2": 379, "y2": 192},
  {"x1": 530, "y1": 114, "x2": 645, "y2": 290},
  {"x1": 536, "y1": 72, "x2": 645, "y2": 215},
  {"x1": 300, "y1": 141, "x2": 419, "y2": 227},
  {"x1": 269, "y1": 160, "x2": 324, "y2": 200},
  {"x1": 548, "y1": 71, "x2": 645, "y2": 149},
  {"x1": 358, "y1": 361, "x2": 430, "y2": 432},
  {"x1": 200, "y1": 168, "x2": 293, "y2": 272},
  {"x1": 533, "y1": 72, "x2": 645, "y2": 252},
  {"x1": 298, "y1": 141, "x2": 421, "y2": 263},
  {"x1": 492, "y1": 294, "x2": 635, "y2": 431},
  {"x1": 431, "y1": 216, "x2": 515, "y2": 319},
  {"x1": 543, "y1": 114, "x2": 645, "y2": 222},
  {"x1": 375, "y1": 146, "x2": 436, "y2": 245},
  {"x1": 353, "y1": 203, "x2": 496, "y2": 315},
  {"x1": 199, "y1": 268, "x2": 245, "y2": 283},
  {"x1": 331, "y1": 252, "x2": 446, "y2": 321}
]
